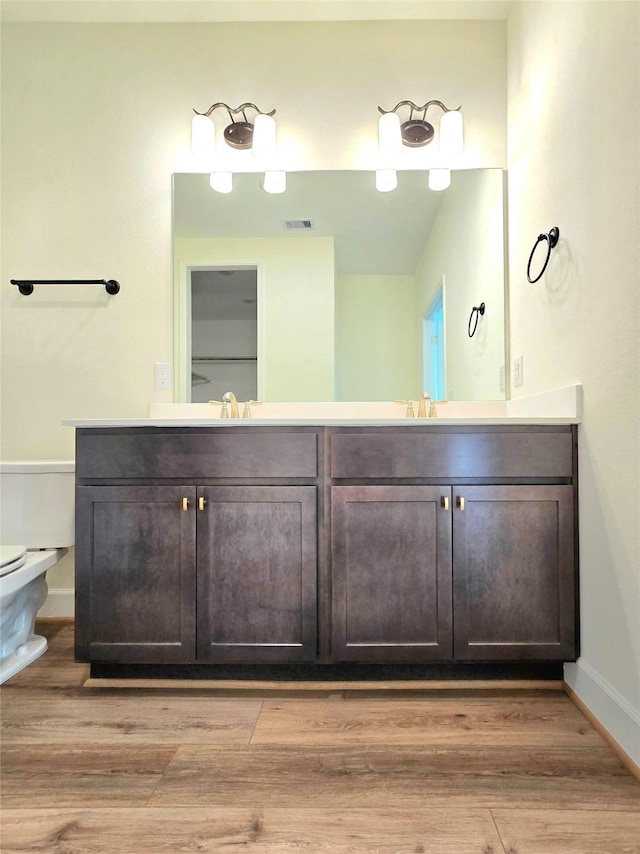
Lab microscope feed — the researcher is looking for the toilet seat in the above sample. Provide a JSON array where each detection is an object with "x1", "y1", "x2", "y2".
[{"x1": 0, "y1": 545, "x2": 27, "y2": 577}]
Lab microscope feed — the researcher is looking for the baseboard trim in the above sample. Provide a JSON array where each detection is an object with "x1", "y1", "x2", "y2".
[
  {"x1": 40, "y1": 588, "x2": 74, "y2": 618},
  {"x1": 563, "y1": 663, "x2": 640, "y2": 782},
  {"x1": 84, "y1": 677, "x2": 564, "y2": 692}
]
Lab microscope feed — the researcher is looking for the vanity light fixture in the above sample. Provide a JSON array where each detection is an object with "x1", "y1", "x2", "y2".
[
  {"x1": 262, "y1": 171, "x2": 287, "y2": 194},
  {"x1": 428, "y1": 168, "x2": 451, "y2": 191},
  {"x1": 191, "y1": 101, "x2": 282, "y2": 194},
  {"x1": 377, "y1": 100, "x2": 464, "y2": 158},
  {"x1": 191, "y1": 102, "x2": 277, "y2": 159},
  {"x1": 209, "y1": 172, "x2": 233, "y2": 194},
  {"x1": 375, "y1": 169, "x2": 398, "y2": 193}
]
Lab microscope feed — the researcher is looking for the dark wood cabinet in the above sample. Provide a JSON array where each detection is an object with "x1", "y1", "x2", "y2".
[
  {"x1": 74, "y1": 424, "x2": 578, "y2": 673},
  {"x1": 74, "y1": 428, "x2": 320, "y2": 665},
  {"x1": 451, "y1": 485, "x2": 575, "y2": 661},
  {"x1": 327, "y1": 427, "x2": 578, "y2": 665},
  {"x1": 331, "y1": 485, "x2": 452, "y2": 661},
  {"x1": 75, "y1": 486, "x2": 196, "y2": 662},
  {"x1": 196, "y1": 486, "x2": 317, "y2": 662}
]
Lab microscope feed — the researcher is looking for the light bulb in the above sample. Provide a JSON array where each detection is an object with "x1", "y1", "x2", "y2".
[
  {"x1": 262, "y1": 171, "x2": 287, "y2": 194},
  {"x1": 439, "y1": 110, "x2": 464, "y2": 156},
  {"x1": 191, "y1": 114, "x2": 215, "y2": 160},
  {"x1": 428, "y1": 169, "x2": 451, "y2": 191},
  {"x1": 209, "y1": 171, "x2": 233, "y2": 193},
  {"x1": 378, "y1": 112, "x2": 403, "y2": 161},
  {"x1": 375, "y1": 169, "x2": 398, "y2": 193},
  {"x1": 252, "y1": 113, "x2": 277, "y2": 161}
]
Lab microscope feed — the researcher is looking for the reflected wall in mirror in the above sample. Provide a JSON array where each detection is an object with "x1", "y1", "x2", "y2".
[{"x1": 173, "y1": 169, "x2": 506, "y2": 403}]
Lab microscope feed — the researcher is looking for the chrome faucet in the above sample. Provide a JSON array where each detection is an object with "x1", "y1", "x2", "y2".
[{"x1": 222, "y1": 391, "x2": 240, "y2": 418}]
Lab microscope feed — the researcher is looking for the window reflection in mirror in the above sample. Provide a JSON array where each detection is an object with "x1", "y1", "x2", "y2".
[{"x1": 173, "y1": 170, "x2": 506, "y2": 403}]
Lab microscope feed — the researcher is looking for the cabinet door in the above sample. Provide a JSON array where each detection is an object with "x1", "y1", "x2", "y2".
[
  {"x1": 331, "y1": 486, "x2": 452, "y2": 661},
  {"x1": 196, "y1": 486, "x2": 317, "y2": 662},
  {"x1": 452, "y1": 486, "x2": 576, "y2": 661},
  {"x1": 75, "y1": 486, "x2": 196, "y2": 663}
]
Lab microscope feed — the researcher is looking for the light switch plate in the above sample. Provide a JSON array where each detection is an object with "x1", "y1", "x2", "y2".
[{"x1": 513, "y1": 355, "x2": 524, "y2": 387}]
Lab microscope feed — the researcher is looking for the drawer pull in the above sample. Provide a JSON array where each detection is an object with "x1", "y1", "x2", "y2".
[
  {"x1": 198, "y1": 497, "x2": 207, "y2": 511},
  {"x1": 457, "y1": 496, "x2": 465, "y2": 511},
  {"x1": 182, "y1": 497, "x2": 191, "y2": 511},
  {"x1": 441, "y1": 496, "x2": 450, "y2": 511}
]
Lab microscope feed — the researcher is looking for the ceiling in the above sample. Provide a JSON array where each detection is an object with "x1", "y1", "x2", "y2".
[
  {"x1": 173, "y1": 170, "x2": 445, "y2": 276},
  {"x1": 1, "y1": 0, "x2": 512, "y2": 22}
]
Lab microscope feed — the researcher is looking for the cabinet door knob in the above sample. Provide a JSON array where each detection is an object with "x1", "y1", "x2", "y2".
[
  {"x1": 441, "y1": 496, "x2": 450, "y2": 511},
  {"x1": 198, "y1": 497, "x2": 207, "y2": 511},
  {"x1": 182, "y1": 497, "x2": 191, "y2": 511},
  {"x1": 457, "y1": 496, "x2": 465, "y2": 511}
]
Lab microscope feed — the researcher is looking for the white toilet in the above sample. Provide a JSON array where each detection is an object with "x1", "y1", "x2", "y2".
[{"x1": 0, "y1": 461, "x2": 74, "y2": 683}]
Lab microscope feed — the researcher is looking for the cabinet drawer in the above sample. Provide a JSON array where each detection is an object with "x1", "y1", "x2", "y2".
[
  {"x1": 330, "y1": 429, "x2": 573, "y2": 479},
  {"x1": 77, "y1": 429, "x2": 318, "y2": 479}
]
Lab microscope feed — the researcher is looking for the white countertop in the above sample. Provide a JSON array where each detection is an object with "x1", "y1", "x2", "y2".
[
  {"x1": 64, "y1": 416, "x2": 580, "y2": 427},
  {"x1": 63, "y1": 385, "x2": 582, "y2": 428}
]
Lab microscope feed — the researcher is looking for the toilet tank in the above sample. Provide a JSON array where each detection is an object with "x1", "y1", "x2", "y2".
[{"x1": 0, "y1": 461, "x2": 75, "y2": 548}]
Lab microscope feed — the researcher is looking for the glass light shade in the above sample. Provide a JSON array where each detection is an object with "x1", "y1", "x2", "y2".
[
  {"x1": 191, "y1": 114, "x2": 216, "y2": 160},
  {"x1": 439, "y1": 110, "x2": 464, "y2": 156},
  {"x1": 262, "y1": 171, "x2": 287, "y2": 194},
  {"x1": 252, "y1": 113, "x2": 277, "y2": 161},
  {"x1": 378, "y1": 112, "x2": 403, "y2": 161},
  {"x1": 428, "y1": 169, "x2": 451, "y2": 191},
  {"x1": 209, "y1": 171, "x2": 233, "y2": 193},
  {"x1": 375, "y1": 169, "x2": 398, "y2": 193}
]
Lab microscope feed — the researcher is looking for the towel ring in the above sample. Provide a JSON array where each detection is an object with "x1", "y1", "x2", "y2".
[
  {"x1": 468, "y1": 302, "x2": 485, "y2": 338},
  {"x1": 527, "y1": 227, "x2": 559, "y2": 283}
]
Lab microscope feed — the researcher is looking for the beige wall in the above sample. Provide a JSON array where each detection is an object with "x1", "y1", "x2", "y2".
[
  {"x1": 0, "y1": 19, "x2": 506, "y2": 458},
  {"x1": 335, "y1": 274, "x2": 419, "y2": 400},
  {"x1": 175, "y1": 236, "x2": 335, "y2": 401},
  {"x1": 508, "y1": 1, "x2": 640, "y2": 763}
]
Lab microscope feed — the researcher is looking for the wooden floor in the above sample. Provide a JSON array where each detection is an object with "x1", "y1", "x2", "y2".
[{"x1": 1, "y1": 621, "x2": 639, "y2": 853}]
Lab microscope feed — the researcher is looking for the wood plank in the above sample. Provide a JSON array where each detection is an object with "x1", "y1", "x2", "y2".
[
  {"x1": 0, "y1": 626, "x2": 88, "y2": 689},
  {"x1": 149, "y1": 743, "x2": 640, "y2": 811},
  {"x1": 492, "y1": 808, "x2": 640, "y2": 853},
  {"x1": 0, "y1": 807, "x2": 506, "y2": 854},
  {"x1": 1, "y1": 690, "x2": 262, "y2": 744},
  {"x1": 0, "y1": 745, "x2": 176, "y2": 808},
  {"x1": 251, "y1": 695, "x2": 604, "y2": 746}
]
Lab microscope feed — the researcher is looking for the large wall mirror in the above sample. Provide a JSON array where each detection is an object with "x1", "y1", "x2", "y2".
[{"x1": 173, "y1": 169, "x2": 507, "y2": 403}]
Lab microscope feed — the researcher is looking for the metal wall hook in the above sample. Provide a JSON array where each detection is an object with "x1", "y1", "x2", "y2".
[
  {"x1": 11, "y1": 278, "x2": 120, "y2": 296},
  {"x1": 468, "y1": 302, "x2": 485, "y2": 338},
  {"x1": 527, "y1": 227, "x2": 560, "y2": 283}
]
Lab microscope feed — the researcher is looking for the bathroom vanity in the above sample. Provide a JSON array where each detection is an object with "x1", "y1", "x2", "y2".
[{"x1": 71, "y1": 417, "x2": 579, "y2": 678}]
